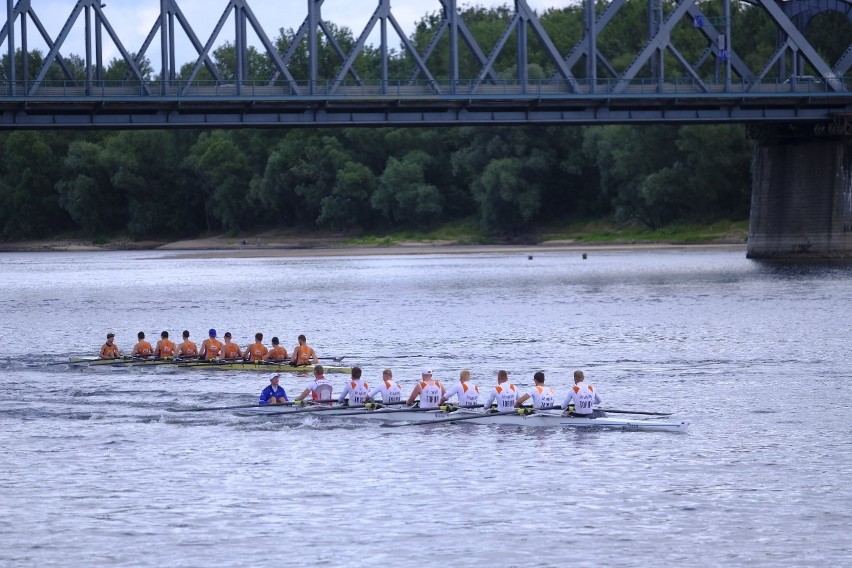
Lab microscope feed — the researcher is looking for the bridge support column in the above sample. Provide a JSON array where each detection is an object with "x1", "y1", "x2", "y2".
[{"x1": 747, "y1": 120, "x2": 852, "y2": 259}]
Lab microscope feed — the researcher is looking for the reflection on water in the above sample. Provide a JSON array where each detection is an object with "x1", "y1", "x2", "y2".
[{"x1": 1, "y1": 249, "x2": 851, "y2": 567}]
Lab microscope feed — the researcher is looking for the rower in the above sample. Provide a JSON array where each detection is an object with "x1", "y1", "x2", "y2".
[
  {"x1": 221, "y1": 332, "x2": 243, "y2": 361},
  {"x1": 154, "y1": 331, "x2": 176, "y2": 359},
  {"x1": 560, "y1": 370, "x2": 601, "y2": 418},
  {"x1": 406, "y1": 370, "x2": 445, "y2": 409},
  {"x1": 295, "y1": 365, "x2": 333, "y2": 404},
  {"x1": 263, "y1": 336, "x2": 288, "y2": 362},
  {"x1": 440, "y1": 369, "x2": 480, "y2": 408},
  {"x1": 176, "y1": 330, "x2": 198, "y2": 359},
  {"x1": 131, "y1": 331, "x2": 154, "y2": 358},
  {"x1": 337, "y1": 367, "x2": 369, "y2": 406},
  {"x1": 259, "y1": 373, "x2": 288, "y2": 405},
  {"x1": 482, "y1": 370, "x2": 517, "y2": 412},
  {"x1": 290, "y1": 334, "x2": 319, "y2": 367},
  {"x1": 99, "y1": 332, "x2": 122, "y2": 359},
  {"x1": 366, "y1": 369, "x2": 402, "y2": 405},
  {"x1": 515, "y1": 371, "x2": 555, "y2": 410},
  {"x1": 198, "y1": 328, "x2": 223, "y2": 361},
  {"x1": 244, "y1": 332, "x2": 268, "y2": 362}
]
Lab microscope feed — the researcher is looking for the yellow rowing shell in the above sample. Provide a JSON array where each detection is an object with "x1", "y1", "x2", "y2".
[{"x1": 69, "y1": 357, "x2": 351, "y2": 374}]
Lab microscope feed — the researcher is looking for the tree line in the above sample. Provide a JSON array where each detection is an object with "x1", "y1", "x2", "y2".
[{"x1": 0, "y1": 2, "x2": 847, "y2": 241}]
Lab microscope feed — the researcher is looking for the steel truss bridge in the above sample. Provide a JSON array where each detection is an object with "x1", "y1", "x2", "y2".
[{"x1": 1, "y1": 0, "x2": 851, "y2": 128}]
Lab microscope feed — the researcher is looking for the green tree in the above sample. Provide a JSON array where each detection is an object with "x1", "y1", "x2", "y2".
[
  {"x1": 318, "y1": 161, "x2": 376, "y2": 230},
  {"x1": 56, "y1": 140, "x2": 127, "y2": 236},
  {"x1": 184, "y1": 131, "x2": 254, "y2": 232},
  {"x1": 0, "y1": 131, "x2": 68, "y2": 239},
  {"x1": 373, "y1": 150, "x2": 443, "y2": 226}
]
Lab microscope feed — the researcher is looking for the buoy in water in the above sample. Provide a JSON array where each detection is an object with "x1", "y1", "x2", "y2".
[
  {"x1": 582, "y1": 253, "x2": 588, "y2": 260},
  {"x1": 528, "y1": 255, "x2": 533, "y2": 260}
]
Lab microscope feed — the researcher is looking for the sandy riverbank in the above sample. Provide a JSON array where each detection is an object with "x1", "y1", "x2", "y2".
[{"x1": 0, "y1": 234, "x2": 747, "y2": 258}]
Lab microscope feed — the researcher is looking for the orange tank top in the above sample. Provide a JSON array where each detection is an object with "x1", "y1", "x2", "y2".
[
  {"x1": 247, "y1": 343, "x2": 267, "y2": 361},
  {"x1": 267, "y1": 345, "x2": 287, "y2": 362},
  {"x1": 202, "y1": 339, "x2": 223, "y2": 360},
  {"x1": 179, "y1": 340, "x2": 197, "y2": 356},
  {"x1": 157, "y1": 340, "x2": 176, "y2": 357},
  {"x1": 223, "y1": 342, "x2": 241, "y2": 359},
  {"x1": 294, "y1": 345, "x2": 312, "y2": 365},
  {"x1": 133, "y1": 341, "x2": 153, "y2": 357},
  {"x1": 100, "y1": 343, "x2": 119, "y2": 358}
]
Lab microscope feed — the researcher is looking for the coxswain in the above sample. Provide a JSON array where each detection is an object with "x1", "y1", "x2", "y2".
[
  {"x1": 244, "y1": 332, "x2": 268, "y2": 362},
  {"x1": 337, "y1": 367, "x2": 369, "y2": 406},
  {"x1": 131, "y1": 331, "x2": 154, "y2": 358},
  {"x1": 99, "y1": 332, "x2": 122, "y2": 359},
  {"x1": 198, "y1": 328, "x2": 223, "y2": 361},
  {"x1": 221, "y1": 332, "x2": 243, "y2": 361},
  {"x1": 263, "y1": 336, "x2": 288, "y2": 362},
  {"x1": 560, "y1": 370, "x2": 601, "y2": 418},
  {"x1": 482, "y1": 370, "x2": 517, "y2": 412},
  {"x1": 290, "y1": 334, "x2": 319, "y2": 366},
  {"x1": 176, "y1": 330, "x2": 198, "y2": 359},
  {"x1": 259, "y1": 373, "x2": 288, "y2": 405},
  {"x1": 366, "y1": 369, "x2": 402, "y2": 405},
  {"x1": 154, "y1": 331, "x2": 176, "y2": 359},
  {"x1": 406, "y1": 370, "x2": 445, "y2": 409},
  {"x1": 295, "y1": 365, "x2": 333, "y2": 403},
  {"x1": 440, "y1": 369, "x2": 480, "y2": 408},
  {"x1": 515, "y1": 371, "x2": 555, "y2": 410}
]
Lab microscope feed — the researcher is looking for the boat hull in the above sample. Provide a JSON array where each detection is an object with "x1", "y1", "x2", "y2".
[
  {"x1": 238, "y1": 406, "x2": 688, "y2": 431},
  {"x1": 69, "y1": 358, "x2": 351, "y2": 374}
]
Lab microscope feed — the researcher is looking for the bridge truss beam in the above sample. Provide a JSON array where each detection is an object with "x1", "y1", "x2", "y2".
[{"x1": 0, "y1": 0, "x2": 850, "y2": 127}]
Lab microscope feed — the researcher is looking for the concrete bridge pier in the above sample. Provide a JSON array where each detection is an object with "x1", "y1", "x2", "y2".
[{"x1": 748, "y1": 120, "x2": 852, "y2": 259}]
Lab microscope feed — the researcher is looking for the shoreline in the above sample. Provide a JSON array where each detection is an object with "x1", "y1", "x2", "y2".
[{"x1": 0, "y1": 235, "x2": 748, "y2": 258}]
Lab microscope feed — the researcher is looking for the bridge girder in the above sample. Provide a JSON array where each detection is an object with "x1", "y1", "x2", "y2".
[{"x1": 0, "y1": 0, "x2": 850, "y2": 127}]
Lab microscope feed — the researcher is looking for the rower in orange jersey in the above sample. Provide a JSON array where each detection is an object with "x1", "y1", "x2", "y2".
[
  {"x1": 198, "y1": 328, "x2": 224, "y2": 361},
  {"x1": 263, "y1": 336, "x2": 288, "y2": 362},
  {"x1": 99, "y1": 332, "x2": 122, "y2": 359},
  {"x1": 131, "y1": 331, "x2": 154, "y2": 358},
  {"x1": 221, "y1": 332, "x2": 243, "y2": 361},
  {"x1": 154, "y1": 331, "x2": 176, "y2": 359},
  {"x1": 290, "y1": 334, "x2": 319, "y2": 367},
  {"x1": 176, "y1": 330, "x2": 198, "y2": 359},
  {"x1": 244, "y1": 332, "x2": 268, "y2": 362}
]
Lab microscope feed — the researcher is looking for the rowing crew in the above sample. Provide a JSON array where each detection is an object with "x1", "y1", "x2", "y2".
[
  {"x1": 259, "y1": 366, "x2": 602, "y2": 417},
  {"x1": 100, "y1": 330, "x2": 320, "y2": 365}
]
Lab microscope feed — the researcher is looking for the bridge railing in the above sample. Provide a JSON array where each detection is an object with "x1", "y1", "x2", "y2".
[{"x1": 2, "y1": 77, "x2": 849, "y2": 99}]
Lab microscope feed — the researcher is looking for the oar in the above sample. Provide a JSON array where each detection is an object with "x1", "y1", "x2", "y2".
[
  {"x1": 597, "y1": 408, "x2": 673, "y2": 416},
  {"x1": 167, "y1": 401, "x2": 299, "y2": 412},
  {"x1": 338, "y1": 403, "x2": 470, "y2": 416},
  {"x1": 383, "y1": 408, "x2": 520, "y2": 427}
]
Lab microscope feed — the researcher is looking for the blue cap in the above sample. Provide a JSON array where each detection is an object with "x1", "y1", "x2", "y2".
[{"x1": 208, "y1": 328, "x2": 217, "y2": 337}]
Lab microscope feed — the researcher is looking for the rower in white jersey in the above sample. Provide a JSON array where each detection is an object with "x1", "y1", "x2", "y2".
[
  {"x1": 295, "y1": 365, "x2": 334, "y2": 404},
  {"x1": 515, "y1": 371, "x2": 556, "y2": 410},
  {"x1": 482, "y1": 370, "x2": 517, "y2": 412},
  {"x1": 560, "y1": 370, "x2": 601, "y2": 418},
  {"x1": 440, "y1": 369, "x2": 480, "y2": 408},
  {"x1": 365, "y1": 369, "x2": 403, "y2": 405},
  {"x1": 406, "y1": 369, "x2": 445, "y2": 409},
  {"x1": 337, "y1": 367, "x2": 370, "y2": 406}
]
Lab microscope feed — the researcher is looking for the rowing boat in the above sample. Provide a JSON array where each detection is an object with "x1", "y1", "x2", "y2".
[
  {"x1": 69, "y1": 357, "x2": 352, "y2": 374},
  {"x1": 238, "y1": 405, "x2": 689, "y2": 431}
]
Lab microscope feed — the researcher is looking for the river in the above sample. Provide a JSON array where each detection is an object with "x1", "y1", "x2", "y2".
[{"x1": 0, "y1": 249, "x2": 850, "y2": 567}]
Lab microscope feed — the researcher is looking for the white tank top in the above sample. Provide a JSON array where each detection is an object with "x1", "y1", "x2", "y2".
[
  {"x1": 491, "y1": 384, "x2": 517, "y2": 411},
  {"x1": 562, "y1": 384, "x2": 600, "y2": 414},
  {"x1": 419, "y1": 380, "x2": 443, "y2": 409},
  {"x1": 528, "y1": 385, "x2": 555, "y2": 409},
  {"x1": 444, "y1": 382, "x2": 480, "y2": 407},
  {"x1": 368, "y1": 380, "x2": 402, "y2": 404},
  {"x1": 339, "y1": 379, "x2": 369, "y2": 405}
]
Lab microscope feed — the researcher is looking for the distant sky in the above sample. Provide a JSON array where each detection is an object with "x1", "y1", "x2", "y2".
[{"x1": 7, "y1": 1, "x2": 574, "y2": 70}]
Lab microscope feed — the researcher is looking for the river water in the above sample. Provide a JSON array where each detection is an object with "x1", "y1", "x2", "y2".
[{"x1": 0, "y1": 249, "x2": 850, "y2": 567}]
